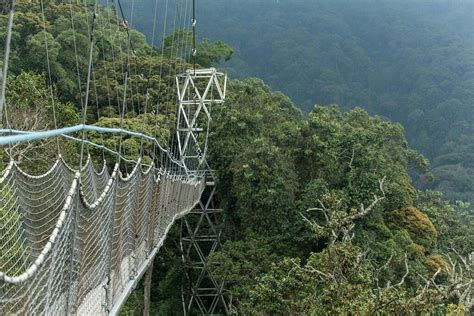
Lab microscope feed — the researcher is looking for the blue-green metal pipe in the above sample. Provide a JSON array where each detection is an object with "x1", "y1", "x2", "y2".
[
  {"x1": 0, "y1": 125, "x2": 163, "y2": 150},
  {"x1": 0, "y1": 125, "x2": 183, "y2": 167}
]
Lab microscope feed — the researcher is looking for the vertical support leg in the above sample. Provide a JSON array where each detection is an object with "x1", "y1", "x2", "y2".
[
  {"x1": 180, "y1": 172, "x2": 231, "y2": 315},
  {"x1": 143, "y1": 262, "x2": 154, "y2": 316}
]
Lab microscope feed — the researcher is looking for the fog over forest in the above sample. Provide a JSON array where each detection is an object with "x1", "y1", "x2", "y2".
[{"x1": 128, "y1": 0, "x2": 474, "y2": 205}]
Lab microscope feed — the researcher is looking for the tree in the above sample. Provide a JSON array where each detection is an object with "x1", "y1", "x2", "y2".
[
  {"x1": 249, "y1": 187, "x2": 472, "y2": 314},
  {"x1": 1, "y1": 72, "x2": 79, "y2": 173},
  {"x1": 195, "y1": 39, "x2": 233, "y2": 68}
]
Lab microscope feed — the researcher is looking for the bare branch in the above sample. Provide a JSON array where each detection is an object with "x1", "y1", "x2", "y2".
[
  {"x1": 300, "y1": 213, "x2": 324, "y2": 231},
  {"x1": 376, "y1": 253, "x2": 394, "y2": 274},
  {"x1": 348, "y1": 148, "x2": 355, "y2": 170},
  {"x1": 392, "y1": 253, "x2": 409, "y2": 289},
  {"x1": 347, "y1": 177, "x2": 386, "y2": 223},
  {"x1": 303, "y1": 178, "x2": 387, "y2": 245}
]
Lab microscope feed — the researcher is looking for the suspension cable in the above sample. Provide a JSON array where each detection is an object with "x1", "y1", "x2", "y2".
[
  {"x1": 152, "y1": 0, "x2": 170, "y2": 170},
  {"x1": 115, "y1": 0, "x2": 135, "y2": 172},
  {"x1": 0, "y1": 0, "x2": 14, "y2": 128},
  {"x1": 192, "y1": 0, "x2": 196, "y2": 73},
  {"x1": 39, "y1": 0, "x2": 61, "y2": 154},
  {"x1": 79, "y1": 0, "x2": 98, "y2": 170}
]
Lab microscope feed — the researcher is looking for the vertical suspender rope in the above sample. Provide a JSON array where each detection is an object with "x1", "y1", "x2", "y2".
[
  {"x1": 68, "y1": 0, "x2": 84, "y2": 115},
  {"x1": 104, "y1": 0, "x2": 126, "y2": 161},
  {"x1": 179, "y1": 0, "x2": 190, "y2": 68},
  {"x1": 67, "y1": 2, "x2": 98, "y2": 313},
  {"x1": 154, "y1": 0, "x2": 169, "y2": 172},
  {"x1": 166, "y1": 0, "x2": 180, "y2": 172},
  {"x1": 79, "y1": 1, "x2": 98, "y2": 170},
  {"x1": 117, "y1": 52, "x2": 129, "y2": 171},
  {"x1": 147, "y1": 0, "x2": 161, "y2": 167},
  {"x1": 116, "y1": 0, "x2": 137, "y2": 176},
  {"x1": 172, "y1": 0, "x2": 189, "y2": 173},
  {"x1": 174, "y1": 0, "x2": 190, "y2": 172},
  {"x1": 139, "y1": 0, "x2": 163, "y2": 162},
  {"x1": 39, "y1": 0, "x2": 61, "y2": 154},
  {"x1": 192, "y1": 0, "x2": 196, "y2": 74},
  {"x1": 92, "y1": 65, "x2": 106, "y2": 162},
  {"x1": 86, "y1": 2, "x2": 106, "y2": 161},
  {"x1": 183, "y1": 0, "x2": 192, "y2": 71},
  {"x1": 116, "y1": 0, "x2": 136, "y2": 55},
  {"x1": 116, "y1": 0, "x2": 133, "y2": 169},
  {"x1": 182, "y1": 0, "x2": 193, "y2": 172},
  {"x1": 0, "y1": 0, "x2": 14, "y2": 128}
]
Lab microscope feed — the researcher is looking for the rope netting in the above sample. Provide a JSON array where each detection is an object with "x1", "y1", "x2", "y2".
[
  {"x1": 0, "y1": 0, "x2": 214, "y2": 314},
  {"x1": 0, "y1": 155, "x2": 204, "y2": 314}
]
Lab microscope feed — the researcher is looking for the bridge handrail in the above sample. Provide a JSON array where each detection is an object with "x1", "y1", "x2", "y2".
[{"x1": 0, "y1": 125, "x2": 186, "y2": 171}]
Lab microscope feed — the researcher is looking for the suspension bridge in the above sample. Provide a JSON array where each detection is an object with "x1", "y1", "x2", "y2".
[{"x1": 0, "y1": 0, "x2": 230, "y2": 314}]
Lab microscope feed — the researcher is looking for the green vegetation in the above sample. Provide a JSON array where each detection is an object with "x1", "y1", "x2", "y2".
[
  {"x1": 0, "y1": 1, "x2": 472, "y2": 314},
  {"x1": 204, "y1": 79, "x2": 473, "y2": 313},
  {"x1": 132, "y1": 0, "x2": 474, "y2": 205},
  {"x1": 0, "y1": 2, "x2": 230, "y2": 171},
  {"x1": 0, "y1": 71, "x2": 80, "y2": 172}
]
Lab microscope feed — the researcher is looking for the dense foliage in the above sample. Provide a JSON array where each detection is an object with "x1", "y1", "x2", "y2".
[
  {"x1": 0, "y1": 1, "x2": 230, "y2": 170},
  {"x1": 205, "y1": 79, "x2": 473, "y2": 313},
  {"x1": 120, "y1": 78, "x2": 474, "y2": 315},
  {"x1": 132, "y1": 0, "x2": 474, "y2": 205},
  {"x1": 0, "y1": 1, "x2": 472, "y2": 314}
]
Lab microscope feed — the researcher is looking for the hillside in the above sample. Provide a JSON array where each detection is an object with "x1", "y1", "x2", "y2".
[{"x1": 130, "y1": 0, "x2": 474, "y2": 205}]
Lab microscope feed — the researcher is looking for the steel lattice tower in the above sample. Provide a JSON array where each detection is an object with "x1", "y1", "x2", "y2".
[
  {"x1": 180, "y1": 171, "x2": 232, "y2": 315},
  {"x1": 175, "y1": 68, "x2": 226, "y2": 175},
  {"x1": 176, "y1": 68, "x2": 232, "y2": 315}
]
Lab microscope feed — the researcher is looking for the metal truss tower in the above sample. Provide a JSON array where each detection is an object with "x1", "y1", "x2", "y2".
[
  {"x1": 176, "y1": 68, "x2": 232, "y2": 315},
  {"x1": 175, "y1": 68, "x2": 226, "y2": 175},
  {"x1": 180, "y1": 171, "x2": 232, "y2": 315}
]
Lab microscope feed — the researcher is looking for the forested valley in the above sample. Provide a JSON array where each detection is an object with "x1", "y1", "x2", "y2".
[
  {"x1": 132, "y1": 0, "x2": 474, "y2": 208},
  {"x1": 0, "y1": 1, "x2": 472, "y2": 315}
]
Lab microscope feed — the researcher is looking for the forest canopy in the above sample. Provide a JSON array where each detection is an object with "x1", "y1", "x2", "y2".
[
  {"x1": 130, "y1": 0, "x2": 474, "y2": 206},
  {"x1": 0, "y1": 1, "x2": 472, "y2": 314}
]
